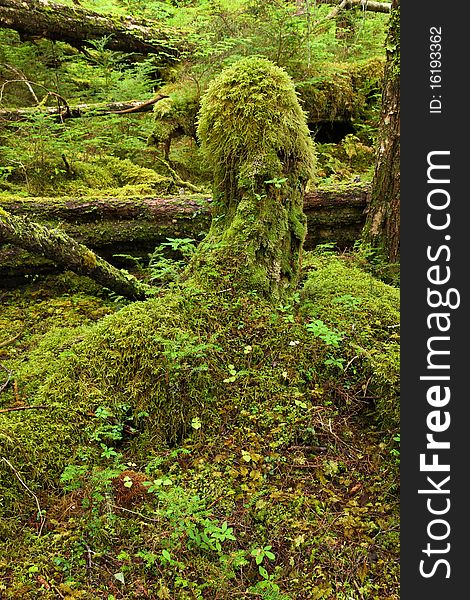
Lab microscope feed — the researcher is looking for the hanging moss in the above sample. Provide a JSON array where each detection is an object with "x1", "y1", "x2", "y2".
[{"x1": 187, "y1": 57, "x2": 316, "y2": 300}]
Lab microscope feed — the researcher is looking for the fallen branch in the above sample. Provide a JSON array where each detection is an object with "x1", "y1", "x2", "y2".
[
  {"x1": 1, "y1": 457, "x2": 46, "y2": 535},
  {"x1": 0, "y1": 404, "x2": 48, "y2": 413},
  {"x1": 157, "y1": 157, "x2": 204, "y2": 194},
  {"x1": 0, "y1": 362, "x2": 12, "y2": 393},
  {"x1": 325, "y1": 0, "x2": 391, "y2": 20},
  {"x1": 0, "y1": 331, "x2": 23, "y2": 348},
  {"x1": 0, "y1": 95, "x2": 169, "y2": 122}
]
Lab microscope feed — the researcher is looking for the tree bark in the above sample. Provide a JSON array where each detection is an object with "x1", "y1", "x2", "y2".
[
  {"x1": 362, "y1": 0, "x2": 400, "y2": 262},
  {"x1": 325, "y1": 0, "x2": 390, "y2": 20},
  {"x1": 0, "y1": 96, "x2": 168, "y2": 122},
  {"x1": 0, "y1": 186, "x2": 369, "y2": 282},
  {"x1": 0, "y1": 207, "x2": 152, "y2": 299},
  {"x1": 0, "y1": 0, "x2": 188, "y2": 58}
]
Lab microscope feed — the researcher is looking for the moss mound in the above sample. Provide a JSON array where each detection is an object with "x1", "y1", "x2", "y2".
[
  {"x1": 300, "y1": 254, "x2": 400, "y2": 427},
  {"x1": 67, "y1": 156, "x2": 175, "y2": 196},
  {"x1": 297, "y1": 58, "x2": 384, "y2": 124},
  {"x1": 0, "y1": 256, "x2": 399, "y2": 517}
]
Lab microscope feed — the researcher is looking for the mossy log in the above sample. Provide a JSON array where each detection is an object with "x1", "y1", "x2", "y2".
[
  {"x1": 0, "y1": 186, "x2": 369, "y2": 283},
  {"x1": 0, "y1": 208, "x2": 152, "y2": 299},
  {"x1": 0, "y1": 0, "x2": 188, "y2": 58}
]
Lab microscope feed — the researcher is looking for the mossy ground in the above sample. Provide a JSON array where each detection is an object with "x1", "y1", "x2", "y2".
[{"x1": 0, "y1": 251, "x2": 399, "y2": 599}]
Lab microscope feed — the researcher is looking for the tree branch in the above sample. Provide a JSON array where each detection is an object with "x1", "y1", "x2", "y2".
[
  {"x1": 0, "y1": 95, "x2": 169, "y2": 121},
  {"x1": 325, "y1": 0, "x2": 391, "y2": 20}
]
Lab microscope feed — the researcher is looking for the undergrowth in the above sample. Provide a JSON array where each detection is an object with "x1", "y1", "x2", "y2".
[{"x1": 0, "y1": 251, "x2": 399, "y2": 599}]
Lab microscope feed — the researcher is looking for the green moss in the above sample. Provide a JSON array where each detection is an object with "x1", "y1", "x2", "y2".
[
  {"x1": 296, "y1": 58, "x2": 384, "y2": 124},
  {"x1": 151, "y1": 82, "x2": 200, "y2": 145},
  {"x1": 0, "y1": 256, "x2": 399, "y2": 596},
  {"x1": 188, "y1": 57, "x2": 316, "y2": 299},
  {"x1": 69, "y1": 156, "x2": 175, "y2": 196},
  {"x1": 0, "y1": 255, "x2": 399, "y2": 516},
  {"x1": 300, "y1": 254, "x2": 400, "y2": 427}
]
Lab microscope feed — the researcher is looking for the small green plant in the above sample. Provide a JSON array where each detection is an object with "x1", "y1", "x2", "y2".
[
  {"x1": 160, "y1": 237, "x2": 197, "y2": 257},
  {"x1": 145, "y1": 237, "x2": 196, "y2": 285},
  {"x1": 313, "y1": 242, "x2": 337, "y2": 256},
  {"x1": 390, "y1": 433, "x2": 400, "y2": 463},
  {"x1": 264, "y1": 177, "x2": 288, "y2": 188},
  {"x1": 305, "y1": 319, "x2": 344, "y2": 347},
  {"x1": 324, "y1": 355, "x2": 345, "y2": 370}
]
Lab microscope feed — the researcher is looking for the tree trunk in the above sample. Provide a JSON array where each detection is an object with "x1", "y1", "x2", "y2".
[
  {"x1": 0, "y1": 96, "x2": 168, "y2": 122},
  {"x1": 0, "y1": 208, "x2": 152, "y2": 299},
  {"x1": 0, "y1": 0, "x2": 188, "y2": 58},
  {"x1": 0, "y1": 186, "x2": 369, "y2": 283},
  {"x1": 343, "y1": 0, "x2": 391, "y2": 13},
  {"x1": 362, "y1": 0, "x2": 400, "y2": 262}
]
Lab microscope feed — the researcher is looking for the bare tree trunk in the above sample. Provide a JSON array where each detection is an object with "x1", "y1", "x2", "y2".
[
  {"x1": 362, "y1": 0, "x2": 400, "y2": 262},
  {"x1": 0, "y1": 96, "x2": 168, "y2": 122},
  {"x1": 325, "y1": 0, "x2": 390, "y2": 20},
  {"x1": 0, "y1": 0, "x2": 188, "y2": 58},
  {"x1": 0, "y1": 208, "x2": 152, "y2": 299}
]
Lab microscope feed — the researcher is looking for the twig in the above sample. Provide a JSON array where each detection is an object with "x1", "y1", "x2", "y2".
[
  {"x1": 110, "y1": 503, "x2": 161, "y2": 522},
  {"x1": 1, "y1": 457, "x2": 46, "y2": 535},
  {"x1": 0, "y1": 331, "x2": 23, "y2": 348},
  {"x1": 0, "y1": 363, "x2": 12, "y2": 393},
  {"x1": 156, "y1": 157, "x2": 204, "y2": 193},
  {"x1": 0, "y1": 64, "x2": 39, "y2": 103},
  {"x1": 0, "y1": 404, "x2": 48, "y2": 413},
  {"x1": 85, "y1": 544, "x2": 93, "y2": 582}
]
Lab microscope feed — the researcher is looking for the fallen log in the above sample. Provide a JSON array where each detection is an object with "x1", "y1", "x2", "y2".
[
  {"x1": 0, "y1": 0, "x2": 188, "y2": 58},
  {"x1": 0, "y1": 185, "x2": 369, "y2": 284},
  {"x1": 0, "y1": 207, "x2": 152, "y2": 299},
  {"x1": 324, "y1": 0, "x2": 390, "y2": 20},
  {"x1": 0, "y1": 96, "x2": 168, "y2": 122}
]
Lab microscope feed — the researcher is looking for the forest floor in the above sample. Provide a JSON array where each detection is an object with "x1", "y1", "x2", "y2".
[{"x1": 0, "y1": 252, "x2": 400, "y2": 600}]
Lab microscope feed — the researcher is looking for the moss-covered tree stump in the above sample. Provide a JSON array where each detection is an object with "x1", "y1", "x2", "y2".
[{"x1": 186, "y1": 57, "x2": 316, "y2": 300}]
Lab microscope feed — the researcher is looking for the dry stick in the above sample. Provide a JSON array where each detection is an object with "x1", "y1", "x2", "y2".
[
  {"x1": 0, "y1": 331, "x2": 23, "y2": 348},
  {"x1": 110, "y1": 503, "x2": 161, "y2": 522},
  {"x1": 107, "y1": 93, "x2": 169, "y2": 114},
  {"x1": 1, "y1": 457, "x2": 46, "y2": 535},
  {"x1": 0, "y1": 363, "x2": 12, "y2": 393},
  {"x1": 0, "y1": 404, "x2": 48, "y2": 413},
  {"x1": 0, "y1": 64, "x2": 39, "y2": 103}
]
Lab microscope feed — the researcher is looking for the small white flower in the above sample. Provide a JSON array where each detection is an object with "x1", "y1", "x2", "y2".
[{"x1": 289, "y1": 340, "x2": 300, "y2": 346}]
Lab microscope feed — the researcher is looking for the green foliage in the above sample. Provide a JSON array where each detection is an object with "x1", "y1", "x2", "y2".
[{"x1": 0, "y1": 3, "x2": 398, "y2": 597}]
